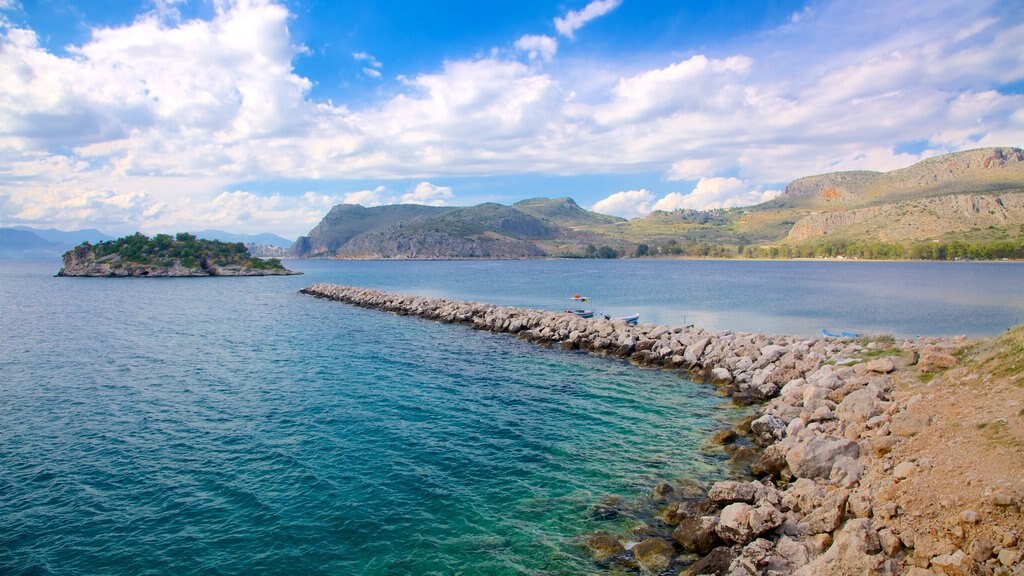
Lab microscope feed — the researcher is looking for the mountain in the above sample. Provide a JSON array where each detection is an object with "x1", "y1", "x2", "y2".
[
  {"x1": 291, "y1": 201, "x2": 619, "y2": 258},
  {"x1": 191, "y1": 229, "x2": 294, "y2": 248},
  {"x1": 0, "y1": 228, "x2": 67, "y2": 259},
  {"x1": 12, "y1": 226, "x2": 113, "y2": 245},
  {"x1": 293, "y1": 147, "x2": 1024, "y2": 260}
]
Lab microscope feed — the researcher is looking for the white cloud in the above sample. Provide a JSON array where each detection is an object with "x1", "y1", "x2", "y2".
[
  {"x1": 343, "y1": 186, "x2": 389, "y2": 206},
  {"x1": 591, "y1": 189, "x2": 655, "y2": 219},
  {"x1": 362, "y1": 67, "x2": 381, "y2": 79},
  {"x1": 1, "y1": 0, "x2": 1023, "y2": 236},
  {"x1": 651, "y1": 178, "x2": 781, "y2": 212},
  {"x1": 515, "y1": 34, "x2": 557, "y2": 63},
  {"x1": 401, "y1": 181, "x2": 453, "y2": 205},
  {"x1": 555, "y1": 0, "x2": 622, "y2": 39}
]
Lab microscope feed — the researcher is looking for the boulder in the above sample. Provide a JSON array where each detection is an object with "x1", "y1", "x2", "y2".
[
  {"x1": 716, "y1": 503, "x2": 783, "y2": 544},
  {"x1": 786, "y1": 438, "x2": 861, "y2": 479},
  {"x1": 632, "y1": 537, "x2": 675, "y2": 574},
  {"x1": 652, "y1": 481, "x2": 675, "y2": 500},
  {"x1": 585, "y1": 532, "x2": 625, "y2": 563},
  {"x1": 673, "y1": 516, "x2": 722, "y2": 555},
  {"x1": 794, "y1": 518, "x2": 882, "y2": 576},
  {"x1": 711, "y1": 367, "x2": 733, "y2": 382},
  {"x1": 750, "y1": 414, "x2": 787, "y2": 445},
  {"x1": 708, "y1": 481, "x2": 761, "y2": 505},
  {"x1": 930, "y1": 549, "x2": 973, "y2": 576},
  {"x1": 682, "y1": 546, "x2": 737, "y2": 576},
  {"x1": 836, "y1": 388, "x2": 880, "y2": 424},
  {"x1": 919, "y1": 346, "x2": 957, "y2": 371},
  {"x1": 830, "y1": 457, "x2": 865, "y2": 488}
]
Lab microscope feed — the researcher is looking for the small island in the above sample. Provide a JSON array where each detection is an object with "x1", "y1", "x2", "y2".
[{"x1": 57, "y1": 232, "x2": 301, "y2": 277}]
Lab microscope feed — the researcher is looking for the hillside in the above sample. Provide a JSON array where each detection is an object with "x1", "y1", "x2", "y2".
[
  {"x1": 58, "y1": 233, "x2": 300, "y2": 277},
  {"x1": 1, "y1": 227, "x2": 114, "y2": 260},
  {"x1": 291, "y1": 147, "x2": 1024, "y2": 260},
  {"x1": 291, "y1": 200, "x2": 619, "y2": 258}
]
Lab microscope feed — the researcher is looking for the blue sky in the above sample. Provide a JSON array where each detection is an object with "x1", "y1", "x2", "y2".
[{"x1": 0, "y1": 0, "x2": 1022, "y2": 238}]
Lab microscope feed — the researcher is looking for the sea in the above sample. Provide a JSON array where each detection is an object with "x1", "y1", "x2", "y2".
[{"x1": 2, "y1": 258, "x2": 1022, "y2": 575}]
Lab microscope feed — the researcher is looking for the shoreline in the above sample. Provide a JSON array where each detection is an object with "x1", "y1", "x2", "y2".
[{"x1": 300, "y1": 283, "x2": 1023, "y2": 575}]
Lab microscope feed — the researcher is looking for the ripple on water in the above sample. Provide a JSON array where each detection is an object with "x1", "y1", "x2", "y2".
[{"x1": 0, "y1": 263, "x2": 741, "y2": 575}]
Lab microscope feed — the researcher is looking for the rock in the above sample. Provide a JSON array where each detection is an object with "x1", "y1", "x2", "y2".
[
  {"x1": 673, "y1": 516, "x2": 722, "y2": 555},
  {"x1": 774, "y1": 536, "x2": 811, "y2": 571},
  {"x1": 786, "y1": 438, "x2": 861, "y2": 479},
  {"x1": 893, "y1": 461, "x2": 916, "y2": 480},
  {"x1": 754, "y1": 443, "x2": 789, "y2": 477},
  {"x1": 709, "y1": 481, "x2": 761, "y2": 505},
  {"x1": 930, "y1": 549, "x2": 973, "y2": 576},
  {"x1": 968, "y1": 536, "x2": 994, "y2": 563},
  {"x1": 711, "y1": 367, "x2": 733, "y2": 382},
  {"x1": 794, "y1": 518, "x2": 881, "y2": 576},
  {"x1": 990, "y1": 488, "x2": 1016, "y2": 507},
  {"x1": 709, "y1": 429, "x2": 738, "y2": 445},
  {"x1": 871, "y1": 435, "x2": 899, "y2": 456},
  {"x1": 959, "y1": 510, "x2": 979, "y2": 524},
  {"x1": 803, "y1": 488, "x2": 849, "y2": 534},
  {"x1": 631, "y1": 537, "x2": 675, "y2": 574},
  {"x1": 682, "y1": 546, "x2": 736, "y2": 576},
  {"x1": 585, "y1": 532, "x2": 625, "y2": 563},
  {"x1": 750, "y1": 414, "x2": 787, "y2": 446},
  {"x1": 878, "y1": 528, "x2": 903, "y2": 556},
  {"x1": 652, "y1": 481, "x2": 675, "y2": 500},
  {"x1": 890, "y1": 412, "x2": 931, "y2": 436},
  {"x1": 836, "y1": 388, "x2": 881, "y2": 424},
  {"x1": 728, "y1": 538, "x2": 775, "y2": 574},
  {"x1": 830, "y1": 456, "x2": 864, "y2": 488},
  {"x1": 919, "y1": 346, "x2": 958, "y2": 371},
  {"x1": 716, "y1": 503, "x2": 783, "y2": 544},
  {"x1": 998, "y1": 547, "x2": 1020, "y2": 566},
  {"x1": 862, "y1": 358, "x2": 896, "y2": 374}
]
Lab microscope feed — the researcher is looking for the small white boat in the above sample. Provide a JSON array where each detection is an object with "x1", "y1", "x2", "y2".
[
  {"x1": 565, "y1": 309, "x2": 594, "y2": 318},
  {"x1": 603, "y1": 312, "x2": 639, "y2": 325}
]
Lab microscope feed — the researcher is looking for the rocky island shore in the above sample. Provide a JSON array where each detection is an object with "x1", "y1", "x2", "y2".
[
  {"x1": 58, "y1": 232, "x2": 301, "y2": 277},
  {"x1": 300, "y1": 283, "x2": 1023, "y2": 575}
]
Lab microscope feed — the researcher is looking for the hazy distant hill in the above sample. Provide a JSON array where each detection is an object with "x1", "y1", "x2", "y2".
[
  {"x1": 0, "y1": 228, "x2": 67, "y2": 259},
  {"x1": 191, "y1": 229, "x2": 294, "y2": 248},
  {"x1": 13, "y1": 226, "x2": 113, "y2": 245}
]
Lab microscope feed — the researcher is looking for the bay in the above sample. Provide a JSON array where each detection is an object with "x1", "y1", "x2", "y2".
[{"x1": 1, "y1": 258, "x2": 1021, "y2": 575}]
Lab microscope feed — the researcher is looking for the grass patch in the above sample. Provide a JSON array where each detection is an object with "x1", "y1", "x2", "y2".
[
  {"x1": 858, "y1": 347, "x2": 900, "y2": 360},
  {"x1": 918, "y1": 372, "x2": 937, "y2": 383}
]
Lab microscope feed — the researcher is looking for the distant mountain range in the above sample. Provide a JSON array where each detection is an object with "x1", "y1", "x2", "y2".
[
  {"x1": 293, "y1": 147, "x2": 1024, "y2": 259},
  {"x1": 0, "y1": 227, "x2": 294, "y2": 260}
]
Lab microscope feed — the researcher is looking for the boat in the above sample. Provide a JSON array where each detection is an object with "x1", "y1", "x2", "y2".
[
  {"x1": 603, "y1": 312, "x2": 640, "y2": 325},
  {"x1": 565, "y1": 309, "x2": 594, "y2": 318},
  {"x1": 821, "y1": 329, "x2": 861, "y2": 338},
  {"x1": 569, "y1": 294, "x2": 589, "y2": 302}
]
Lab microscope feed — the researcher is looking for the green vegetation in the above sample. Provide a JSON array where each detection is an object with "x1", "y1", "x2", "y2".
[
  {"x1": 733, "y1": 237, "x2": 1024, "y2": 261},
  {"x1": 88, "y1": 232, "x2": 285, "y2": 270}
]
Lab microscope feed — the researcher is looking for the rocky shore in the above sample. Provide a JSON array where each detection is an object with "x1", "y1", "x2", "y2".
[
  {"x1": 58, "y1": 244, "x2": 301, "y2": 277},
  {"x1": 300, "y1": 283, "x2": 1024, "y2": 575}
]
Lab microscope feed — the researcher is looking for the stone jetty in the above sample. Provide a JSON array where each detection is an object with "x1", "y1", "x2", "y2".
[{"x1": 301, "y1": 283, "x2": 1024, "y2": 576}]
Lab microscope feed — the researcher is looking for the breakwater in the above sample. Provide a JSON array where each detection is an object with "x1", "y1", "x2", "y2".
[
  {"x1": 299, "y1": 283, "x2": 845, "y2": 404},
  {"x1": 301, "y1": 283, "x2": 1021, "y2": 576}
]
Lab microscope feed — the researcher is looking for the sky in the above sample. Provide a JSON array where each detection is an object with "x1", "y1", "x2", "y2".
[{"x1": 0, "y1": 0, "x2": 1022, "y2": 239}]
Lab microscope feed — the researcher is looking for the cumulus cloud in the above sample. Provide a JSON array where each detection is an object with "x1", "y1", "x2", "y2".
[
  {"x1": 400, "y1": 181, "x2": 453, "y2": 205},
  {"x1": 652, "y1": 178, "x2": 781, "y2": 212},
  {"x1": 343, "y1": 186, "x2": 389, "y2": 206},
  {"x1": 1, "y1": 0, "x2": 1023, "y2": 235},
  {"x1": 591, "y1": 189, "x2": 655, "y2": 219},
  {"x1": 555, "y1": 0, "x2": 622, "y2": 39},
  {"x1": 515, "y1": 34, "x2": 557, "y2": 63}
]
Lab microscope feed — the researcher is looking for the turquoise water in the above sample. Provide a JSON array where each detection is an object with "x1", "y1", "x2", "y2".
[{"x1": 2, "y1": 258, "x2": 1022, "y2": 575}]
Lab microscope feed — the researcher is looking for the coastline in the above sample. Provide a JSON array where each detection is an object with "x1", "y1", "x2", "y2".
[{"x1": 300, "y1": 283, "x2": 1024, "y2": 575}]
